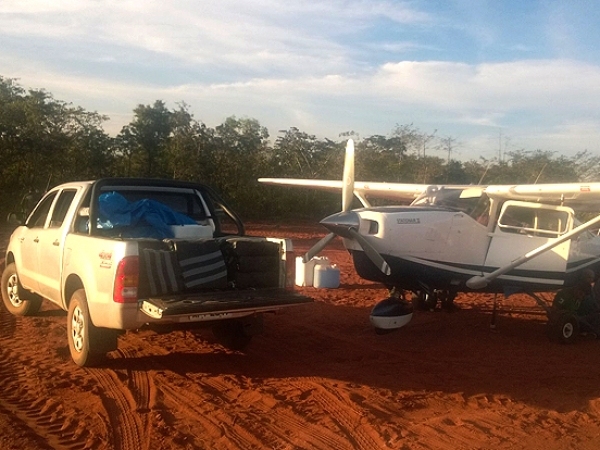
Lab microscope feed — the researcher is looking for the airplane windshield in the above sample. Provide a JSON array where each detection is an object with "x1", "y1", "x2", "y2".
[{"x1": 417, "y1": 187, "x2": 490, "y2": 224}]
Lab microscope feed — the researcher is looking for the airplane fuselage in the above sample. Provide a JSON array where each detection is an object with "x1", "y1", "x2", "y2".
[{"x1": 338, "y1": 204, "x2": 600, "y2": 295}]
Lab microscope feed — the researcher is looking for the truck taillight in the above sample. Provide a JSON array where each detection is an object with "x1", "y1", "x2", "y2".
[
  {"x1": 285, "y1": 251, "x2": 296, "y2": 291},
  {"x1": 113, "y1": 256, "x2": 139, "y2": 303}
]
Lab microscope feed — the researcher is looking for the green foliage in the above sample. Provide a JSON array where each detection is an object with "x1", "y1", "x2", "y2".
[
  {"x1": 115, "y1": 100, "x2": 172, "y2": 177},
  {"x1": 2, "y1": 76, "x2": 600, "y2": 222},
  {"x1": 0, "y1": 76, "x2": 112, "y2": 218}
]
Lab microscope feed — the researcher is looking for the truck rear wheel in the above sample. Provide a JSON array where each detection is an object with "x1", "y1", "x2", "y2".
[
  {"x1": 212, "y1": 317, "x2": 262, "y2": 351},
  {"x1": 67, "y1": 289, "x2": 117, "y2": 367},
  {"x1": 1, "y1": 263, "x2": 42, "y2": 316}
]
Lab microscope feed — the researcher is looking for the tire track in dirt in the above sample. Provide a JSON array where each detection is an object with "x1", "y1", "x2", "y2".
[
  {"x1": 289, "y1": 378, "x2": 385, "y2": 450},
  {"x1": 0, "y1": 306, "x2": 106, "y2": 449},
  {"x1": 197, "y1": 375, "x2": 352, "y2": 449},
  {"x1": 0, "y1": 304, "x2": 16, "y2": 339},
  {"x1": 112, "y1": 347, "x2": 157, "y2": 449},
  {"x1": 0, "y1": 401, "x2": 54, "y2": 450},
  {"x1": 110, "y1": 332, "x2": 269, "y2": 448},
  {"x1": 0, "y1": 347, "x2": 96, "y2": 449},
  {"x1": 196, "y1": 375, "x2": 305, "y2": 449},
  {"x1": 157, "y1": 381, "x2": 265, "y2": 449},
  {"x1": 114, "y1": 348, "x2": 156, "y2": 414},
  {"x1": 106, "y1": 337, "x2": 263, "y2": 449},
  {"x1": 88, "y1": 365, "x2": 147, "y2": 450},
  {"x1": 120, "y1": 331, "x2": 337, "y2": 449}
]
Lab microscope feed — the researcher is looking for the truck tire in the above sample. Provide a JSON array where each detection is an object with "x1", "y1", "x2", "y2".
[
  {"x1": 67, "y1": 289, "x2": 117, "y2": 367},
  {"x1": 1, "y1": 263, "x2": 42, "y2": 316}
]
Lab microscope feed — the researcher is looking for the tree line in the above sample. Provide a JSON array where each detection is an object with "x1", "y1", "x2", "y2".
[{"x1": 2, "y1": 75, "x2": 599, "y2": 222}]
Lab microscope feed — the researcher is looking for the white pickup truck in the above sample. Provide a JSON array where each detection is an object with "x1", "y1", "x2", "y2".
[{"x1": 2, "y1": 178, "x2": 311, "y2": 367}]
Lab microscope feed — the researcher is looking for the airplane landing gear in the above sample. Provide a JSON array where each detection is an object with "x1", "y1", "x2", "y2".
[
  {"x1": 547, "y1": 312, "x2": 579, "y2": 344},
  {"x1": 412, "y1": 289, "x2": 457, "y2": 311},
  {"x1": 412, "y1": 290, "x2": 437, "y2": 311}
]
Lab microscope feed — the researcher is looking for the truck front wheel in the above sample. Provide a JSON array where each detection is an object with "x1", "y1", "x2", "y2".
[
  {"x1": 1, "y1": 263, "x2": 42, "y2": 316},
  {"x1": 67, "y1": 289, "x2": 117, "y2": 367}
]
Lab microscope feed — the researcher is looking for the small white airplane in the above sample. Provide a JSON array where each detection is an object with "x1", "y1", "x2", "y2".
[{"x1": 259, "y1": 140, "x2": 600, "y2": 332}]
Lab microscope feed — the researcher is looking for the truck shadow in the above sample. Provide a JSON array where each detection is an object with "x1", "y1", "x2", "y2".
[{"x1": 103, "y1": 300, "x2": 600, "y2": 414}]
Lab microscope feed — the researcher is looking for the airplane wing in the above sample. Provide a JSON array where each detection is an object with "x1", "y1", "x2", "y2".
[
  {"x1": 259, "y1": 178, "x2": 600, "y2": 210},
  {"x1": 485, "y1": 183, "x2": 600, "y2": 211},
  {"x1": 258, "y1": 178, "x2": 428, "y2": 205}
]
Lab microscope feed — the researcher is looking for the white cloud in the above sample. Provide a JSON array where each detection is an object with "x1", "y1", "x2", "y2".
[
  {"x1": 372, "y1": 59, "x2": 600, "y2": 114},
  {"x1": 3, "y1": 1, "x2": 600, "y2": 160}
]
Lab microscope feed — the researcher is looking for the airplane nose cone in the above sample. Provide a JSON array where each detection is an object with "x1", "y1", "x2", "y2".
[{"x1": 320, "y1": 211, "x2": 360, "y2": 239}]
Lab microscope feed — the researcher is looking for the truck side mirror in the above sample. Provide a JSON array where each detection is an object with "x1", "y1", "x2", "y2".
[{"x1": 6, "y1": 212, "x2": 22, "y2": 226}]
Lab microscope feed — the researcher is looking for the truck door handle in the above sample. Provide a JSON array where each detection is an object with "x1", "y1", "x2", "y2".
[
  {"x1": 33, "y1": 238, "x2": 39, "y2": 243},
  {"x1": 53, "y1": 240, "x2": 60, "y2": 246}
]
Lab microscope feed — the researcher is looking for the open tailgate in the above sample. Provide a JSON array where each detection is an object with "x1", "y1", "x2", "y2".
[{"x1": 140, "y1": 288, "x2": 312, "y2": 322}]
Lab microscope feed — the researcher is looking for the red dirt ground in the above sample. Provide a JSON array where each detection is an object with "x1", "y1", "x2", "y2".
[{"x1": 1, "y1": 221, "x2": 600, "y2": 450}]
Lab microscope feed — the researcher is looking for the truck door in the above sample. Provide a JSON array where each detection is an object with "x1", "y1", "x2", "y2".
[
  {"x1": 36, "y1": 189, "x2": 78, "y2": 301},
  {"x1": 483, "y1": 201, "x2": 573, "y2": 285},
  {"x1": 17, "y1": 191, "x2": 59, "y2": 291}
]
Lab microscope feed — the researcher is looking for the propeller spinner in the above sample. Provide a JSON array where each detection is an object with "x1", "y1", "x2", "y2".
[{"x1": 302, "y1": 140, "x2": 391, "y2": 276}]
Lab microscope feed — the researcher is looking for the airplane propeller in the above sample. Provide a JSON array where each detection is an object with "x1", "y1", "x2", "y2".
[{"x1": 302, "y1": 140, "x2": 391, "y2": 276}]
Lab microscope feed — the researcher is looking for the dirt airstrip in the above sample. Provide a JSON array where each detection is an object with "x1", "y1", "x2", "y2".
[{"x1": 1, "y1": 221, "x2": 600, "y2": 450}]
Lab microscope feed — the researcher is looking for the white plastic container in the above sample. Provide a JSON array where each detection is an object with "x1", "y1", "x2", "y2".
[
  {"x1": 170, "y1": 224, "x2": 213, "y2": 239},
  {"x1": 295, "y1": 256, "x2": 329, "y2": 287},
  {"x1": 313, "y1": 263, "x2": 340, "y2": 289}
]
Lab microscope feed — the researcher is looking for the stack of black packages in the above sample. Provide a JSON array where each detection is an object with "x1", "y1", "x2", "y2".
[{"x1": 220, "y1": 238, "x2": 281, "y2": 289}]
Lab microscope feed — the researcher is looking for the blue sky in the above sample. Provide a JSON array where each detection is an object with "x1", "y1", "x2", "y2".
[{"x1": 3, "y1": 0, "x2": 600, "y2": 161}]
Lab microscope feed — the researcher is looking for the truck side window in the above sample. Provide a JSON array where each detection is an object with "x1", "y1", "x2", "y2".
[
  {"x1": 49, "y1": 189, "x2": 77, "y2": 228},
  {"x1": 27, "y1": 192, "x2": 58, "y2": 228}
]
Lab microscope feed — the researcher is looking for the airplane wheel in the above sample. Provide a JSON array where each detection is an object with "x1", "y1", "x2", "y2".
[
  {"x1": 412, "y1": 290, "x2": 437, "y2": 311},
  {"x1": 439, "y1": 290, "x2": 457, "y2": 311},
  {"x1": 548, "y1": 313, "x2": 579, "y2": 344}
]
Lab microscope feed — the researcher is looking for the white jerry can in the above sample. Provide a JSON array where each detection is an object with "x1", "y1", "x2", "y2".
[
  {"x1": 295, "y1": 256, "x2": 330, "y2": 287},
  {"x1": 313, "y1": 262, "x2": 340, "y2": 289}
]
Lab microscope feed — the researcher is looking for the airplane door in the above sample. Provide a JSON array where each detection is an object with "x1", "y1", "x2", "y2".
[{"x1": 483, "y1": 201, "x2": 573, "y2": 280}]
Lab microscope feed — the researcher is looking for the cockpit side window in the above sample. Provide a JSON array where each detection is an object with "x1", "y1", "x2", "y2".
[{"x1": 498, "y1": 205, "x2": 569, "y2": 237}]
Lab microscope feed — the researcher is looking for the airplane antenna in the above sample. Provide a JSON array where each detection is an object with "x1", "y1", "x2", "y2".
[
  {"x1": 478, "y1": 163, "x2": 492, "y2": 185},
  {"x1": 45, "y1": 173, "x2": 52, "y2": 192},
  {"x1": 533, "y1": 163, "x2": 548, "y2": 184},
  {"x1": 498, "y1": 129, "x2": 502, "y2": 162}
]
